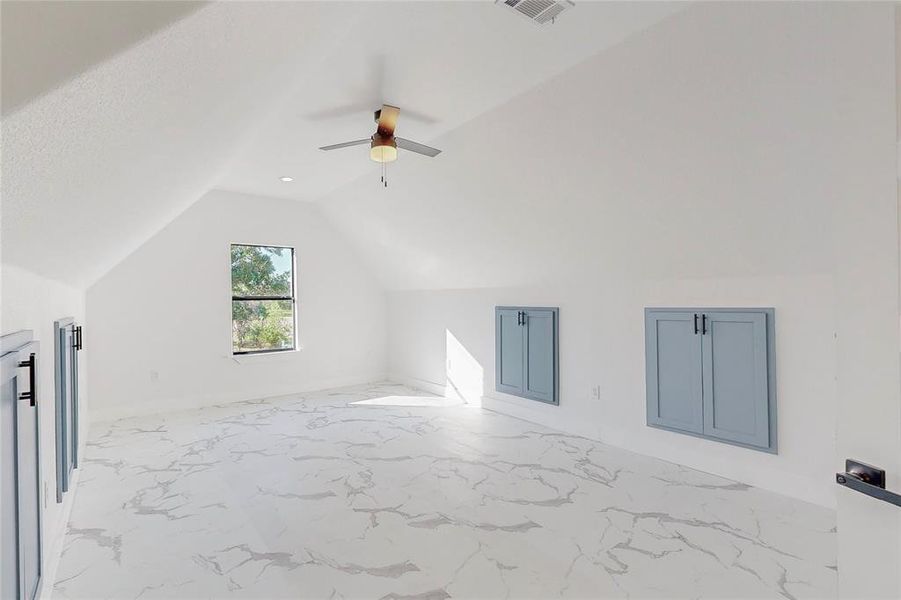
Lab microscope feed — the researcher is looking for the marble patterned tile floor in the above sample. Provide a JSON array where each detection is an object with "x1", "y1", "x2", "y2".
[{"x1": 54, "y1": 383, "x2": 836, "y2": 599}]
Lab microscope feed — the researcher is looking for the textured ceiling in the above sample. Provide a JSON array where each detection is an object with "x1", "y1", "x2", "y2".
[
  {"x1": 1, "y1": 1, "x2": 684, "y2": 287},
  {"x1": 217, "y1": 1, "x2": 686, "y2": 202},
  {"x1": 1, "y1": 0, "x2": 207, "y2": 116}
]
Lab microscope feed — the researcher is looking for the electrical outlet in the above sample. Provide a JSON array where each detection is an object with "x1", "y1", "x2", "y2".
[
  {"x1": 150, "y1": 370, "x2": 159, "y2": 383},
  {"x1": 590, "y1": 385, "x2": 601, "y2": 400}
]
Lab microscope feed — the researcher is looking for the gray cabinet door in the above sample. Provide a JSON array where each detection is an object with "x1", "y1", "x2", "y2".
[
  {"x1": 701, "y1": 311, "x2": 771, "y2": 448},
  {"x1": 496, "y1": 308, "x2": 524, "y2": 395},
  {"x1": 54, "y1": 319, "x2": 79, "y2": 501},
  {"x1": 523, "y1": 309, "x2": 558, "y2": 404},
  {"x1": 71, "y1": 328, "x2": 80, "y2": 469},
  {"x1": 1, "y1": 333, "x2": 43, "y2": 600},
  {"x1": 645, "y1": 311, "x2": 704, "y2": 434},
  {"x1": 1, "y1": 352, "x2": 19, "y2": 600}
]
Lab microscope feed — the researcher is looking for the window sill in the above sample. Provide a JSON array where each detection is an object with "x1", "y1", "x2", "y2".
[{"x1": 230, "y1": 348, "x2": 301, "y2": 364}]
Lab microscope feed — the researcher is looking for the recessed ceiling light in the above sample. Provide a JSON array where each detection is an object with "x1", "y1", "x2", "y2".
[{"x1": 279, "y1": 176, "x2": 294, "y2": 182}]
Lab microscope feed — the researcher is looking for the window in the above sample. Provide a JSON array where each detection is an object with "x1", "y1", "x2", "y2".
[{"x1": 231, "y1": 244, "x2": 296, "y2": 354}]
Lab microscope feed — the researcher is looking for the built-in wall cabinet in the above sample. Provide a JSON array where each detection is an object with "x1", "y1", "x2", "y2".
[
  {"x1": 54, "y1": 318, "x2": 82, "y2": 502},
  {"x1": 495, "y1": 306, "x2": 559, "y2": 405},
  {"x1": 1, "y1": 330, "x2": 44, "y2": 600},
  {"x1": 645, "y1": 308, "x2": 776, "y2": 452}
]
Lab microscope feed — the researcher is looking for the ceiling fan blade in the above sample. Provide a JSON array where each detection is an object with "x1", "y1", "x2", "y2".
[
  {"x1": 377, "y1": 104, "x2": 400, "y2": 137},
  {"x1": 319, "y1": 139, "x2": 371, "y2": 151},
  {"x1": 395, "y1": 137, "x2": 442, "y2": 157},
  {"x1": 305, "y1": 104, "x2": 373, "y2": 121}
]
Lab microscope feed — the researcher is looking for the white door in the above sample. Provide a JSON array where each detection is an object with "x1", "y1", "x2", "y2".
[{"x1": 833, "y1": 9, "x2": 901, "y2": 595}]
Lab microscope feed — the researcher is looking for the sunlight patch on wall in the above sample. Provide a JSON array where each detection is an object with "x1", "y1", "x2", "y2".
[{"x1": 446, "y1": 329, "x2": 484, "y2": 406}]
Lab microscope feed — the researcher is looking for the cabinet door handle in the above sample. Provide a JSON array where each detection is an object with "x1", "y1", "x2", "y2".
[
  {"x1": 18, "y1": 353, "x2": 36, "y2": 407},
  {"x1": 693, "y1": 314, "x2": 699, "y2": 335},
  {"x1": 701, "y1": 314, "x2": 708, "y2": 335}
]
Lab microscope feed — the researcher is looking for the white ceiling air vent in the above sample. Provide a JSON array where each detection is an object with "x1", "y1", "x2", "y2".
[{"x1": 499, "y1": 0, "x2": 574, "y2": 27}]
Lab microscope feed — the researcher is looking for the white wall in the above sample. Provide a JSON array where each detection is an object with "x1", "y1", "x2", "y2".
[
  {"x1": 0, "y1": 263, "x2": 87, "y2": 598},
  {"x1": 388, "y1": 277, "x2": 835, "y2": 508},
  {"x1": 86, "y1": 189, "x2": 387, "y2": 421},
  {"x1": 319, "y1": 2, "x2": 898, "y2": 510}
]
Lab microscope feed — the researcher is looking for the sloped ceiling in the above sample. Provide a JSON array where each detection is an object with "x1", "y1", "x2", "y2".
[
  {"x1": 2, "y1": 2, "x2": 349, "y2": 286},
  {"x1": 216, "y1": 2, "x2": 686, "y2": 201},
  {"x1": 317, "y1": 2, "x2": 871, "y2": 291},
  {"x1": 1, "y1": 0, "x2": 206, "y2": 116},
  {"x1": 1, "y1": 1, "x2": 683, "y2": 287}
]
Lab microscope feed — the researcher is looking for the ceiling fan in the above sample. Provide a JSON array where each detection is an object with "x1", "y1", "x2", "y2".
[{"x1": 319, "y1": 104, "x2": 442, "y2": 165}]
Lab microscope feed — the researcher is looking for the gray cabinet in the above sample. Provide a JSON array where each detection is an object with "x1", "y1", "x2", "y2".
[
  {"x1": 1, "y1": 331, "x2": 44, "y2": 600},
  {"x1": 496, "y1": 307, "x2": 559, "y2": 405},
  {"x1": 54, "y1": 318, "x2": 81, "y2": 502},
  {"x1": 645, "y1": 308, "x2": 776, "y2": 452}
]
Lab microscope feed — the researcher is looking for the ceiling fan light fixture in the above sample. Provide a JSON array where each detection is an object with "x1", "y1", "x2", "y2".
[
  {"x1": 319, "y1": 104, "x2": 441, "y2": 180},
  {"x1": 370, "y1": 136, "x2": 397, "y2": 163}
]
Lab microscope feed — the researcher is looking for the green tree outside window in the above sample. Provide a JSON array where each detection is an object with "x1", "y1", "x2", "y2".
[{"x1": 231, "y1": 245, "x2": 295, "y2": 353}]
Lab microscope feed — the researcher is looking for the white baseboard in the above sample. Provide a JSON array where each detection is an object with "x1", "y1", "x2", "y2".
[
  {"x1": 39, "y1": 466, "x2": 82, "y2": 600},
  {"x1": 89, "y1": 373, "x2": 389, "y2": 423},
  {"x1": 481, "y1": 393, "x2": 602, "y2": 441},
  {"x1": 387, "y1": 374, "x2": 448, "y2": 398}
]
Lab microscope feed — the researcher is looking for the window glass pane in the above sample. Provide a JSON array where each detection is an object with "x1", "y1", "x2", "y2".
[
  {"x1": 232, "y1": 300, "x2": 294, "y2": 353},
  {"x1": 231, "y1": 245, "x2": 293, "y2": 297}
]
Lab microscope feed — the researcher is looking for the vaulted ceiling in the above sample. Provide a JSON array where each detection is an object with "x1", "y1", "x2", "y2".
[
  {"x1": 1, "y1": 1, "x2": 684, "y2": 287},
  {"x1": 1, "y1": 0, "x2": 207, "y2": 117}
]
